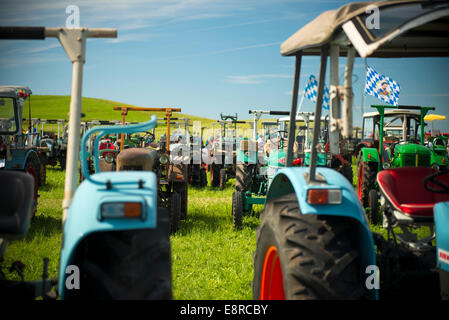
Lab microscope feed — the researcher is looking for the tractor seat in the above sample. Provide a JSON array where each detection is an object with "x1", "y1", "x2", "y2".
[
  {"x1": 377, "y1": 167, "x2": 449, "y2": 218},
  {"x1": 116, "y1": 148, "x2": 159, "y2": 171},
  {"x1": 0, "y1": 171, "x2": 34, "y2": 239}
]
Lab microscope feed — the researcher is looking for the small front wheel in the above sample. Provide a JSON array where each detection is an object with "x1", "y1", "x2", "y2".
[{"x1": 232, "y1": 191, "x2": 243, "y2": 229}]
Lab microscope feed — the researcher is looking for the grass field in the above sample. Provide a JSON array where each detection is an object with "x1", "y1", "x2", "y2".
[
  {"x1": 2, "y1": 167, "x2": 261, "y2": 299},
  {"x1": 3, "y1": 95, "x2": 432, "y2": 299},
  {"x1": 3, "y1": 162, "x2": 434, "y2": 299}
]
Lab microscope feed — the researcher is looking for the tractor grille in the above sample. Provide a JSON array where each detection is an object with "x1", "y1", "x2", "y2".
[{"x1": 401, "y1": 153, "x2": 430, "y2": 167}]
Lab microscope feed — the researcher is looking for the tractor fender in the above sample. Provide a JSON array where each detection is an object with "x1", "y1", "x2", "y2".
[
  {"x1": 435, "y1": 202, "x2": 449, "y2": 273},
  {"x1": 266, "y1": 167, "x2": 378, "y2": 299},
  {"x1": 5, "y1": 149, "x2": 39, "y2": 170},
  {"x1": 58, "y1": 171, "x2": 158, "y2": 298},
  {"x1": 360, "y1": 147, "x2": 379, "y2": 163}
]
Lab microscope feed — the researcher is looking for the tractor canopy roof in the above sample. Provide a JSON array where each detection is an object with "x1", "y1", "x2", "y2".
[
  {"x1": 281, "y1": 0, "x2": 449, "y2": 58},
  {"x1": 0, "y1": 85, "x2": 32, "y2": 98},
  {"x1": 362, "y1": 109, "x2": 421, "y2": 118}
]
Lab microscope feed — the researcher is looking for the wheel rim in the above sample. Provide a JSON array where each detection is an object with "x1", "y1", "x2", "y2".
[{"x1": 260, "y1": 246, "x2": 285, "y2": 300}]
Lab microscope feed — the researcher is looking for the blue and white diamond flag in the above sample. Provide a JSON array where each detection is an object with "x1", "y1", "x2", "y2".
[
  {"x1": 365, "y1": 66, "x2": 400, "y2": 106},
  {"x1": 304, "y1": 75, "x2": 330, "y2": 110}
]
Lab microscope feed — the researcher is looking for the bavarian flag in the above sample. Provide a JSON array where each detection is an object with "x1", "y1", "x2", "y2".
[
  {"x1": 365, "y1": 66, "x2": 400, "y2": 106},
  {"x1": 304, "y1": 75, "x2": 330, "y2": 110}
]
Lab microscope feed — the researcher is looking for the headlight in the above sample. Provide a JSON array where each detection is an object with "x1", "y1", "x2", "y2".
[
  {"x1": 104, "y1": 153, "x2": 114, "y2": 163},
  {"x1": 159, "y1": 154, "x2": 169, "y2": 165},
  {"x1": 383, "y1": 162, "x2": 391, "y2": 169}
]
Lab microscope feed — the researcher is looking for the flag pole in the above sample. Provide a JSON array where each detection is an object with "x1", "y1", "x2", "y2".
[
  {"x1": 297, "y1": 91, "x2": 305, "y2": 113},
  {"x1": 361, "y1": 58, "x2": 367, "y2": 116}
]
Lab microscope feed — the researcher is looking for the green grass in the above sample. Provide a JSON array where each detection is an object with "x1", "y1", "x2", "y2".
[
  {"x1": 2, "y1": 164, "x2": 432, "y2": 299},
  {"x1": 2, "y1": 168, "x2": 262, "y2": 299}
]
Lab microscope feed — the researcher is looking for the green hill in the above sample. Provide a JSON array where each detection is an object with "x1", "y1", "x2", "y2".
[{"x1": 26, "y1": 95, "x2": 215, "y2": 137}]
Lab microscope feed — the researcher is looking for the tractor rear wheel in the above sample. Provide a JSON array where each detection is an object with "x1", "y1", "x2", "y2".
[
  {"x1": 232, "y1": 191, "x2": 244, "y2": 229},
  {"x1": 219, "y1": 168, "x2": 226, "y2": 190},
  {"x1": 368, "y1": 189, "x2": 379, "y2": 225},
  {"x1": 210, "y1": 163, "x2": 220, "y2": 187},
  {"x1": 73, "y1": 210, "x2": 172, "y2": 299},
  {"x1": 252, "y1": 194, "x2": 365, "y2": 300},
  {"x1": 169, "y1": 192, "x2": 181, "y2": 234},
  {"x1": 357, "y1": 154, "x2": 377, "y2": 208},
  {"x1": 200, "y1": 168, "x2": 207, "y2": 188},
  {"x1": 39, "y1": 161, "x2": 47, "y2": 186},
  {"x1": 339, "y1": 165, "x2": 353, "y2": 185},
  {"x1": 236, "y1": 163, "x2": 254, "y2": 192},
  {"x1": 24, "y1": 155, "x2": 39, "y2": 218},
  {"x1": 179, "y1": 183, "x2": 188, "y2": 220}
]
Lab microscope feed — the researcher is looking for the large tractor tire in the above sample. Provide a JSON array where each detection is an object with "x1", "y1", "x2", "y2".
[
  {"x1": 200, "y1": 168, "x2": 207, "y2": 188},
  {"x1": 252, "y1": 194, "x2": 365, "y2": 300},
  {"x1": 368, "y1": 189, "x2": 379, "y2": 225},
  {"x1": 24, "y1": 155, "x2": 40, "y2": 218},
  {"x1": 179, "y1": 183, "x2": 188, "y2": 220},
  {"x1": 357, "y1": 156, "x2": 378, "y2": 208},
  {"x1": 169, "y1": 192, "x2": 181, "y2": 234},
  {"x1": 219, "y1": 168, "x2": 227, "y2": 190},
  {"x1": 71, "y1": 210, "x2": 172, "y2": 300},
  {"x1": 235, "y1": 163, "x2": 255, "y2": 192},
  {"x1": 339, "y1": 165, "x2": 353, "y2": 185},
  {"x1": 39, "y1": 161, "x2": 47, "y2": 186},
  {"x1": 210, "y1": 163, "x2": 220, "y2": 187},
  {"x1": 232, "y1": 191, "x2": 244, "y2": 230},
  {"x1": 60, "y1": 155, "x2": 66, "y2": 171}
]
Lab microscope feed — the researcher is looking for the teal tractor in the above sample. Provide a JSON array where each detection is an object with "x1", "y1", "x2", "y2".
[
  {"x1": 252, "y1": 1, "x2": 449, "y2": 300},
  {"x1": 356, "y1": 105, "x2": 435, "y2": 223},
  {"x1": 0, "y1": 86, "x2": 44, "y2": 218},
  {"x1": 232, "y1": 109, "x2": 289, "y2": 229},
  {"x1": 0, "y1": 26, "x2": 172, "y2": 299}
]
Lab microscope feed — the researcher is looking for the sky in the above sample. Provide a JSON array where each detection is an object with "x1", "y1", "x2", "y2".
[{"x1": 1, "y1": 0, "x2": 448, "y2": 132}]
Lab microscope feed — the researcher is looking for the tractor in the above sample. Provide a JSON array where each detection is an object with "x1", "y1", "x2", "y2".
[
  {"x1": 252, "y1": 0, "x2": 449, "y2": 300},
  {"x1": 36, "y1": 119, "x2": 67, "y2": 171},
  {"x1": 356, "y1": 105, "x2": 435, "y2": 223},
  {"x1": 209, "y1": 113, "x2": 248, "y2": 189},
  {"x1": 0, "y1": 25, "x2": 172, "y2": 300},
  {"x1": 113, "y1": 106, "x2": 187, "y2": 233},
  {"x1": 0, "y1": 86, "x2": 44, "y2": 217},
  {"x1": 186, "y1": 119, "x2": 208, "y2": 188},
  {"x1": 423, "y1": 115, "x2": 449, "y2": 170},
  {"x1": 232, "y1": 110, "x2": 290, "y2": 229}
]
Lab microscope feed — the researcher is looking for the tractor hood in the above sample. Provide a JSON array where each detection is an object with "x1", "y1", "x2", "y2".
[{"x1": 395, "y1": 143, "x2": 430, "y2": 155}]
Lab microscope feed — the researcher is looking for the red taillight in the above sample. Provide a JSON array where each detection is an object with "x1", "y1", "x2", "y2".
[
  {"x1": 307, "y1": 189, "x2": 342, "y2": 205},
  {"x1": 368, "y1": 153, "x2": 371, "y2": 160}
]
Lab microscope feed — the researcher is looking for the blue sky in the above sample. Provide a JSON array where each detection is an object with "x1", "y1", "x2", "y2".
[{"x1": 1, "y1": 0, "x2": 448, "y2": 131}]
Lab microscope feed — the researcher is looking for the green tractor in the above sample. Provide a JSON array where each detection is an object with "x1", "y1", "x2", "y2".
[
  {"x1": 428, "y1": 135, "x2": 448, "y2": 170},
  {"x1": 356, "y1": 105, "x2": 435, "y2": 223}
]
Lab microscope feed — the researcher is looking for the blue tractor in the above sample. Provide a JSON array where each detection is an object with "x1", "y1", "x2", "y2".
[
  {"x1": 252, "y1": 0, "x2": 449, "y2": 300},
  {"x1": 0, "y1": 26, "x2": 171, "y2": 299},
  {"x1": 0, "y1": 86, "x2": 43, "y2": 217}
]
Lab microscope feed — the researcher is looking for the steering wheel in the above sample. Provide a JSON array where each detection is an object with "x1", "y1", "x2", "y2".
[
  {"x1": 143, "y1": 131, "x2": 155, "y2": 143},
  {"x1": 424, "y1": 170, "x2": 449, "y2": 194},
  {"x1": 276, "y1": 130, "x2": 288, "y2": 141}
]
